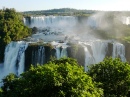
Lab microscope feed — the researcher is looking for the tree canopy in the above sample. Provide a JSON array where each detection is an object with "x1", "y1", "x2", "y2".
[
  {"x1": 23, "y1": 8, "x2": 96, "y2": 16},
  {"x1": 0, "y1": 8, "x2": 31, "y2": 46},
  {"x1": 88, "y1": 57, "x2": 130, "y2": 97},
  {"x1": 0, "y1": 58, "x2": 103, "y2": 97}
]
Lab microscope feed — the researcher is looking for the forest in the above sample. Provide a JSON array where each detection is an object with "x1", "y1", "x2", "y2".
[
  {"x1": 23, "y1": 8, "x2": 130, "y2": 16},
  {"x1": 23, "y1": 8, "x2": 98, "y2": 16}
]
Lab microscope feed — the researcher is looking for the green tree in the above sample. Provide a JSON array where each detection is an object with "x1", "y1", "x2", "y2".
[
  {"x1": 0, "y1": 8, "x2": 32, "y2": 62},
  {"x1": 0, "y1": 8, "x2": 31, "y2": 46},
  {"x1": 88, "y1": 57, "x2": 130, "y2": 97},
  {"x1": 1, "y1": 58, "x2": 103, "y2": 97}
]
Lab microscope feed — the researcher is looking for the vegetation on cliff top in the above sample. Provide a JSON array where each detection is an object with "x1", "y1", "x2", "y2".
[
  {"x1": 88, "y1": 57, "x2": 130, "y2": 97},
  {"x1": 0, "y1": 8, "x2": 31, "y2": 46},
  {"x1": 23, "y1": 8, "x2": 97, "y2": 16}
]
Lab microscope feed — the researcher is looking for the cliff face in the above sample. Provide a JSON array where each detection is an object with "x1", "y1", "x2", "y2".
[
  {"x1": 1, "y1": 41, "x2": 130, "y2": 72},
  {"x1": 24, "y1": 43, "x2": 86, "y2": 71},
  {"x1": 23, "y1": 42, "x2": 130, "y2": 71},
  {"x1": 0, "y1": 46, "x2": 5, "y2": 63},
  {"x1": 25, "y1": 44, "x2": 56, "y2": 71},
  {"x1": 106, "y1": 43, "x2": 113, "y2": 57},
  {"x1": 67, "y1": 44, "x2": 85, "y2": 66},
  {"x1": 124, "y1": 42, "x2": 130, "y2": 63}
]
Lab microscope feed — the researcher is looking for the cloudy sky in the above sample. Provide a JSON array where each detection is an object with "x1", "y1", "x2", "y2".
[{"x1": 0, "y1": 0, "x2": 130, "y2": 11}]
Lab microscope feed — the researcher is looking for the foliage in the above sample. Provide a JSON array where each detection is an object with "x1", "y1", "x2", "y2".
[
  {"x1": 1, "y1": 58, "x2": 103, "y2": 97},
  {"x1": 88, "y1": 57, "x2": 130, "y2": 97},
  {"x1": 123, "y1": 36, "x2": 130, "y2": 43},
  {"x1": 0, "y1": 88, "x2": 3, "y2": 97},
  {"x1": 0, "y1": 8, "x2": 32, "y2": 46},
  {"x1": 23, "y1": 8, "x2": 96, "y2": 16},
  {"x1": 48, "y1": 57, "x2": 78, "y2": 65}
]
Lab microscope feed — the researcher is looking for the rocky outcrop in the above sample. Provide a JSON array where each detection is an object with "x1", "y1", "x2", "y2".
[
  {"x1": 25, "y1": 44, "x2": 56, "y2": 71},
  {"x1": 124, "y1": 42, "x2": 130, "y2": 63},
  {"x1": 106, "y1": 43, "x2": 113, "y2": 57}
]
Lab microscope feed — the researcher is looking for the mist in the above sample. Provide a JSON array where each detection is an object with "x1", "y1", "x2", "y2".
[{"x1": 23, "y1": 13, "x2": 130, "y2": 42}]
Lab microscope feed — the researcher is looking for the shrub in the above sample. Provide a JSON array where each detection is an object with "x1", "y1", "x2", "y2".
[{"x1": 88, "y1": 57, "x2": 130, "y2": 97}]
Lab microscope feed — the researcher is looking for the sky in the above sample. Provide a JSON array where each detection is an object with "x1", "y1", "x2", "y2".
[{"x1": 0, "y1": 0, "x2": 130, "y2": 12}]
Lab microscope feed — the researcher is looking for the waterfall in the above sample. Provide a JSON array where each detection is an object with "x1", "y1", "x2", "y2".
[
  {"x1": 4, "y1": 41, "x2": 28, "y2": 75},
  {"x1": 55, "y1": 45, "x2": 68, "y2": 59},
  {"x1": 38, "y1": 46, "x2": 45, "y2": 64},
  {"x1": 55, "y1": 47, "x2": 61, "y2": 59},
  {"x1": 17, "y1": 42, "x2": 28, "y2": 75},
  {"x1": 60, "y1": 47, "x2": 68, "y2": 58},
  {"x1": 24, "y1": 16, "x2": 77, "y2": 28},
  {"x1": 90, "y1": 41, "x2": 108, "y2": 63},
  {"x1": 51, "y1": 41, "x2": 68, "y2": 59},
  {"x1": 32, "y1": 46, "x2": 45, "y2": 65},
  {"x1": 84, "y1": 47, "x2": 94, "y2": 71},
  {"x1": 0, "y1": 16, "x2": 128, "y2": 82},
  {"x1": 0, "y1": 41, "x2": 28, "y2": 82},
  {"x1": 83, "y1": 40, "x2": 108, "y2": 71},
  {"x1": 122, "y1": 16, "x2": 130, "y2": 25},
  {"x1": 112, "y1": 42, "x2": 126, "y2": 62},
  {"x1": 83, "y1": 40, "x2": 126, "y2": 71}
]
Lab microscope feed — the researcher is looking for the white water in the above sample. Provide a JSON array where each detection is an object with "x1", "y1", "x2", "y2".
[
  {"x1": 122, "y1": 16, "x2": 130, "y2": 25},
  {"x1": 54, "y1": 42, "x2": 68, "y2": 59},
  {"x1": 112, "y1": 42, "x2": 126, "y2": 62},
  {"x1": 0, "y1": 15, "x2": 128, "y2": 87},
  {"x1": 82, "y1": 40, "x2": 126, "y2": 71},
  {"x1": 38, "y1": 46, "x2": 45, "y2": 64},
  {"x1": 84, "y1": 47, "x2": 94, "y2": 71},
  {"x1": 83, "y1": 40, "x2": 108, "y2": 71},
  {"x1": 90, "y1": 41, "x2": 108, "y2": 63},
  {"x1": 17, "y1": 42, "x2": 28, "y2": 75},
  {"x1": 32, "y1": 46, "x2": 45, "y2": 65},
  {"x1": 1, "y1": 41, "x2": 28, "y2": 79},
  {"x1": 60, "y1": 47, "x2": 68, "y2": 58},
  {"x1": 24, "y1": 16, "x2": 77, "y2": 28},
  {"x1": 55, "y1": 47, "x2": 61, "y2": 59},
  {"x1": 24, "y1": 16, "x2": 126, "y2": 68},
  {"x1": 55, "y1": 47, "x2": 68, "y2": 59}
]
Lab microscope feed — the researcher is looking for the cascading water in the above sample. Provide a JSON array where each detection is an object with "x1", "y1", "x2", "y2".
[
  {"x1": 32, "y1": 46, "x2": 45, "y2": 65},
  {"x1": 0, "y1": 15, "x2": 128, "y2": 85},
  {"x1": 4, "y1": 41, "x2": 28, "y2": 75},
  {"x1": 38, "y1": 46, "x2": 45, "y2": 64},
  {"x1": 83, "y1": 40, "x2": 108, "y2": 71},
  {"x1": 84, "y1": 47, "x2": 94, "y2": 71},
  {"x1": 55, "y1": 47, "x2": 61, "y2": 59},
  {"x1": 60, "y1": 47, "x2": 68, "y2": 58},
  {"x1": 112, "y1": 42, "x2": 126, "y2": 62},
  {"x1": 24, "y1": 16, "x2": 127, "y2": 69},
  {"x1": 0, "y1": 41, "x2": 28, "y2": 85},
  {"x1": 55, "y1": 44, "x2": 68, "y2": 59},
  {"x1": 55, "y1": 47, "x2": 68, "y2": 59},
  {"x1": 17, "y1": 42, "x2": 28, "y2": 75},
  {"x1": 122, "y1": 16, "x2": 130, "y2": 25},
  {"x1": 83, "y1": 40, "x2": 126, "y2": 71},
  {"x1": 24, "y1": 16, "x2": 78, "y2": 28},
  {"x1": 90, "y1": 41, "x2": 108, "y2": 63}
]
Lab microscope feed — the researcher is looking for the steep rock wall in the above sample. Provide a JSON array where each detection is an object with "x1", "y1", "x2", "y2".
[{"x1": 25, "y1": 44, "x2": 56, "y2": 71}]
